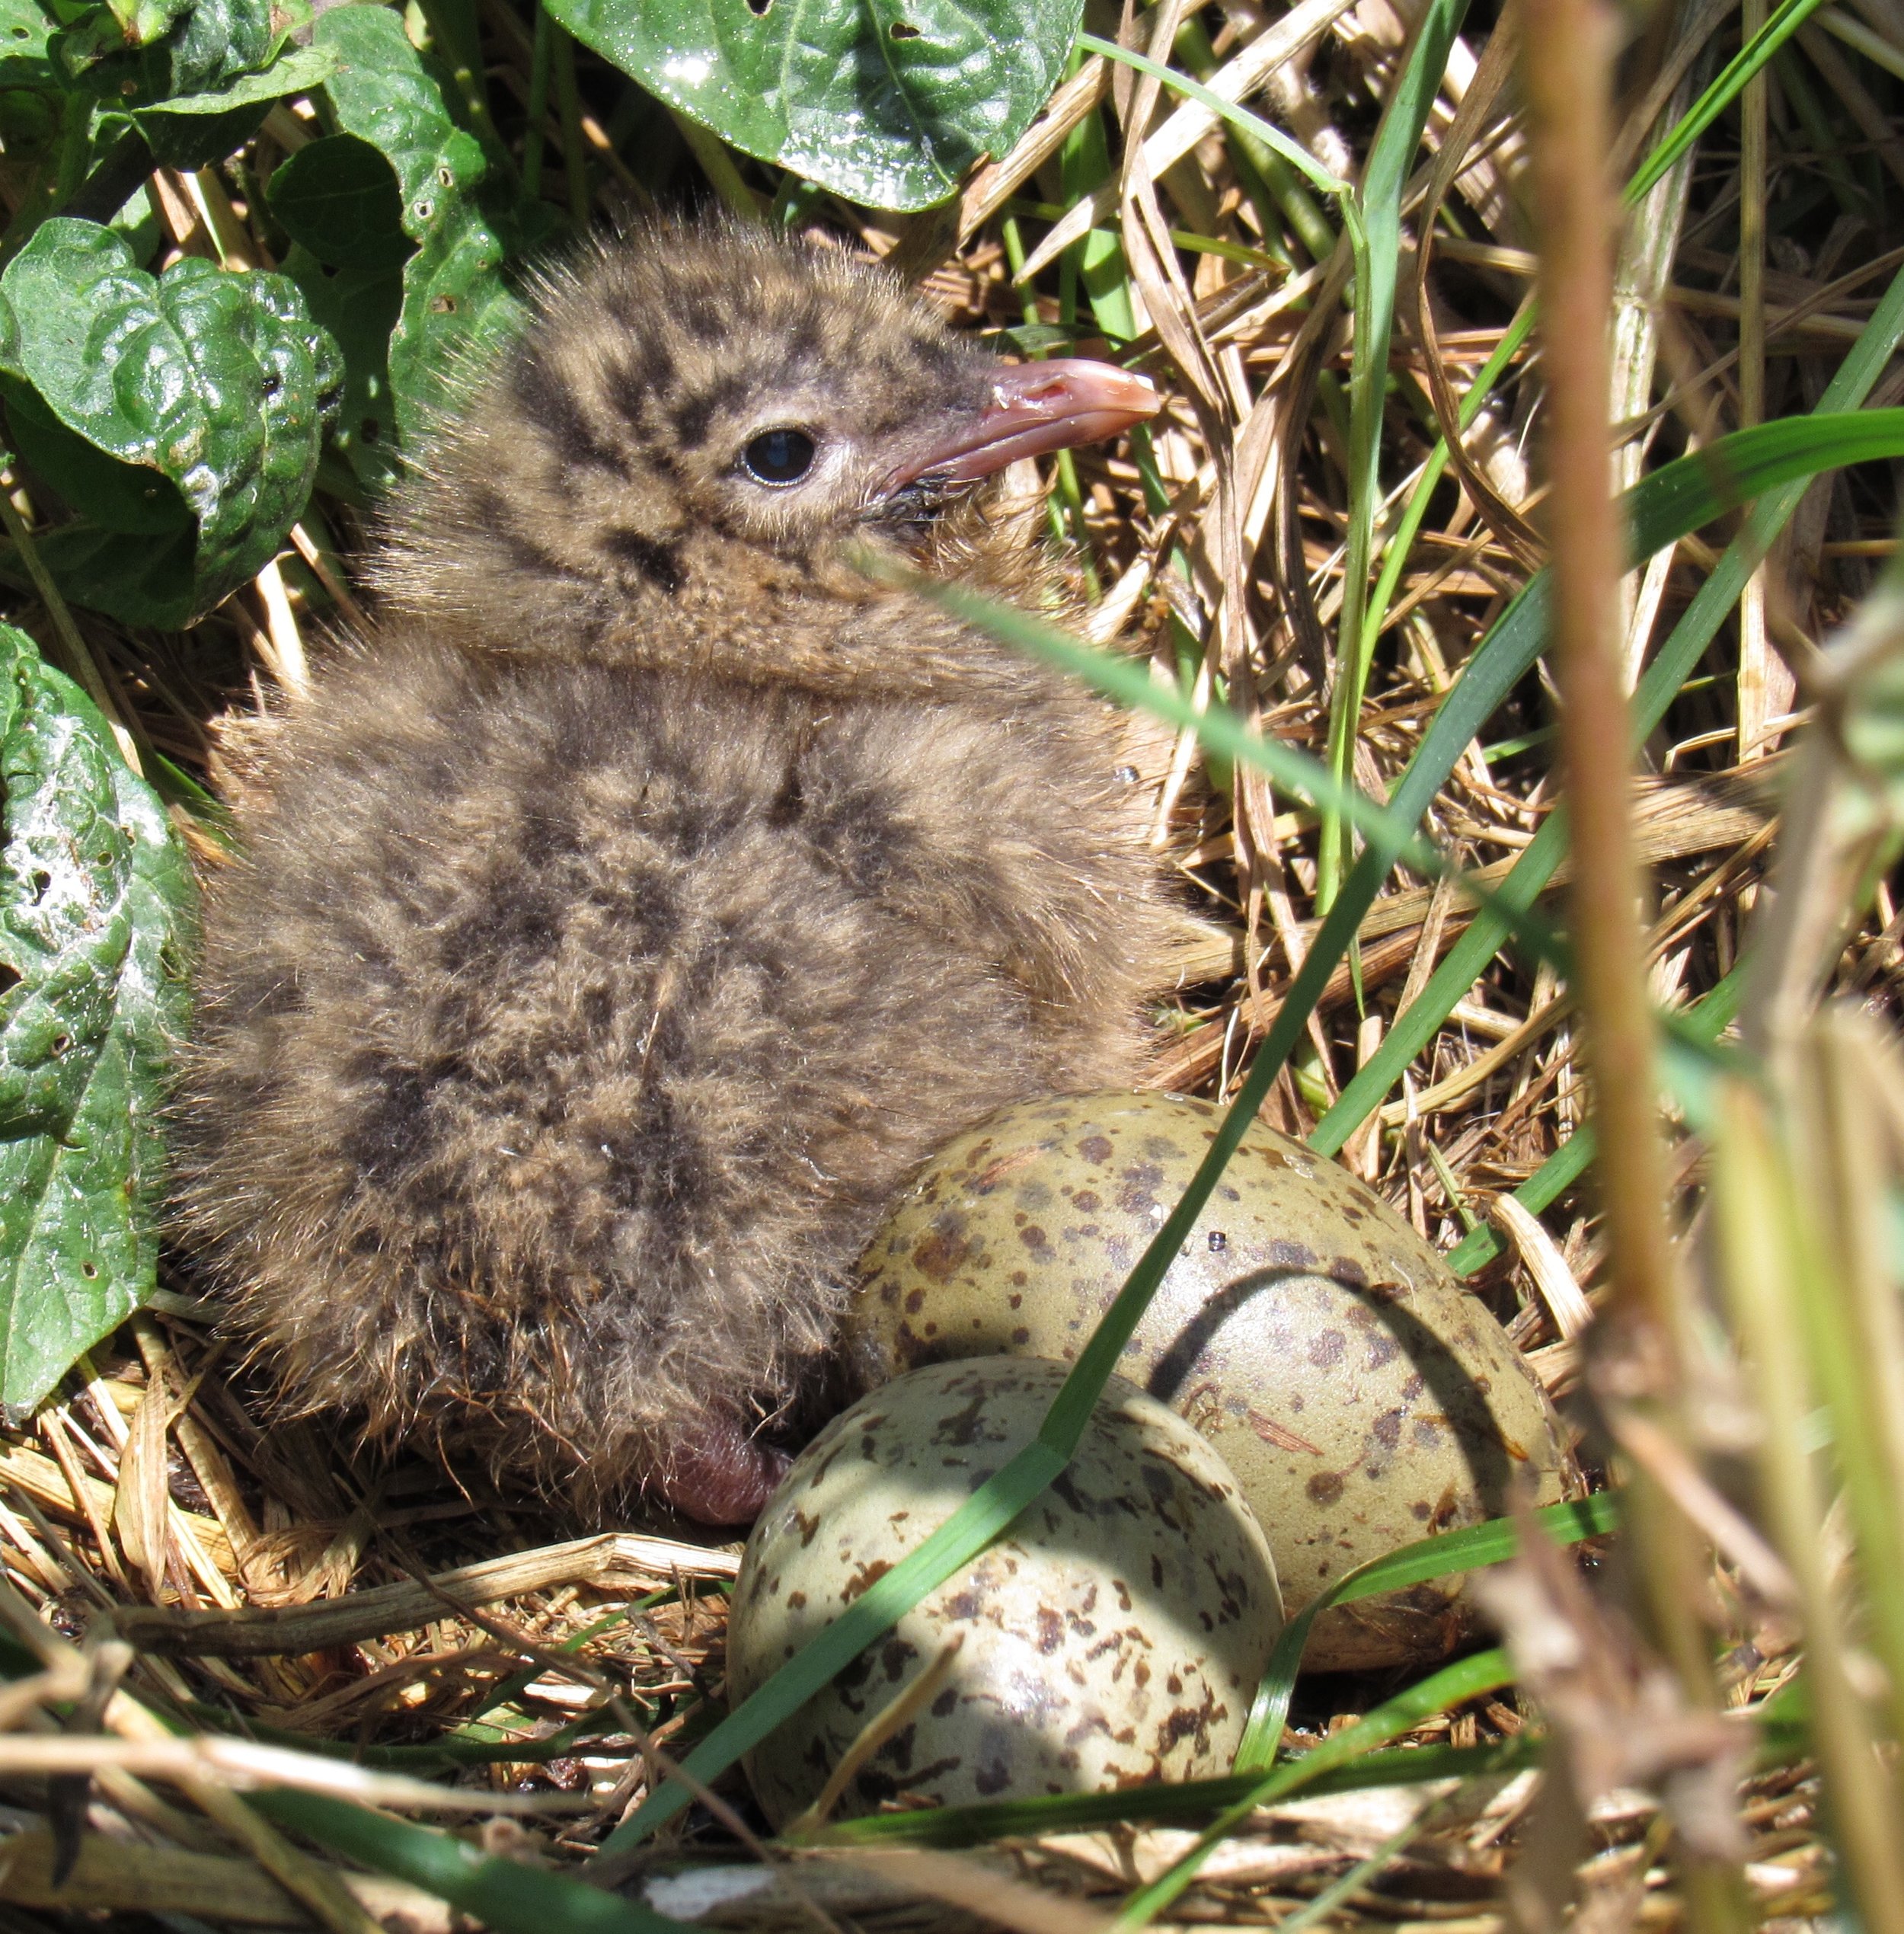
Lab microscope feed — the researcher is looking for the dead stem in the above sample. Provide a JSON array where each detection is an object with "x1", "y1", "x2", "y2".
[{"x1": 1516, "y1": 0, "x2": 1746, "y2": 1923}]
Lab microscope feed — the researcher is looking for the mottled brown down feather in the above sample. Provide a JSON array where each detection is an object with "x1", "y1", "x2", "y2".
[{"x1": 171, "y1": 225, "x2": 1179, "y2": 1524}]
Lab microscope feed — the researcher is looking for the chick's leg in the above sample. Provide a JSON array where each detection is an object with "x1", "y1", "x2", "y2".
[{"x1": 656, "y1": 1416, "x2": 791, "y2": 1525}]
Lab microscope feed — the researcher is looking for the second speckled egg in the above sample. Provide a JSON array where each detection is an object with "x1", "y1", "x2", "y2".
[{"x1": 729, "y1": 1357, "x2": 1283, "y2": 1824}]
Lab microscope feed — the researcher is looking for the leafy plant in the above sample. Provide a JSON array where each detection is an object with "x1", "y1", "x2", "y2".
[
  {"x1": 0, "y1": 621, "x2": 192, "y2": 1415},
  {"x1": 545, "y1": 0, "x2": 1083, "y2": 210},
  {"x1": 0, "y1": 217, "x2": 342, "y2": 626}
]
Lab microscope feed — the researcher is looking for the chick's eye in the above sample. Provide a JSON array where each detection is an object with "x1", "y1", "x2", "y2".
[{"x1": 743, "y1": 427, "x2": 816, "y2": 485}]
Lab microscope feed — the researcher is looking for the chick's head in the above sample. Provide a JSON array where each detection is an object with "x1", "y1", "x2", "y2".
[{"x1": 372, "y1": 225, "x2": 1158, "y2": 673}]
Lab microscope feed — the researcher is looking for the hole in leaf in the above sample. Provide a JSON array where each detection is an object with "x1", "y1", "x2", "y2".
[
  {"x1": 437, "y1": 165, "x2": 454, "y2": 186},
  {"x1": 79, "y1": 1261, "x2": 97, "y2": 1279},
  {"x1": 430, "y1": 293, "x2": 458, "y2": 314},
  {"x1": 747, "y1": 0, "x2": 772, "y2": 14},
  {"x1": 889, "y1": 19, "x2": 921, "y2": 35},
  {"x1": 261, "y1": 372, "x2": 281, "y2": 398},
  {"x1": 8, "y1": 26, "x2": 27, "y2": 37},
  {"x1": 0, "y1": 964, "x2": 18, "y2": 997},
  {"x1": 30, "y1": 869, "x2": 49, "y2": 899},
  {"x1": 414, "y1": 200, "x2": 433, "y2": 221},
  {"x1": 51, "y1": 1034, "x2": 69, "y2": 1055}
]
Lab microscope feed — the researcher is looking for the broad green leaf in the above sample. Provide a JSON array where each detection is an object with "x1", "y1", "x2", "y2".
[
  {"x1": 277, "y1": 245, "x2": 403, "y2": 492},
  {"x1": 130, "y1": 97, "x2": 269, "y2": 168},
  {"x1": 299, "y1": 3, "x2": 519, "y2": 464},
  {"x1": 136, "y1": 30, "x2": 331, "y2": 110},
  {"x1": 2, "y1": 376, "x2": 191, "y2": 533},
  {"x1": 545, "y1": 0, "x2": 1082, "y2": 212},
  {"x1": 126, "y1": 37, "x2": 337, "y2": 167},
  {"x1": 0, "y1": 521, "x2": 196, "y2": 622},
  {"x1": 0, "y1": 622, "x2": 195, "y2": 1416},
  {"x1": 54, "y1": 0, "x2": 283, "y2": 105},
  {"x1": 0, "y1": 217, "x2": 341, "y2": 625},
  {"x1": 0, "y1": 0, "x2": 57, "y2": 82},
  {"x1": 107, "y1": 0, "x2": 190, "y2": 48},
  {"x1": 268, "y1": 131, "x2": 411, "y2": 267}
]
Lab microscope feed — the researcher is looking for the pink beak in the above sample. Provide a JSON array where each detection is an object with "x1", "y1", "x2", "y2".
[{"x1": 883, "y1": 360, "x2": 1162, "y2": 491}]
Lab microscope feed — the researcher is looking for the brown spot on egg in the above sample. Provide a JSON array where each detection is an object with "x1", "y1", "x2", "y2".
[{"x1": 910, "y1": 1220, "x2": 971, "y2": 1281}]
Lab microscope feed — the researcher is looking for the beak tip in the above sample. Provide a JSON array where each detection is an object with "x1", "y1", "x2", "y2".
[{"x1": 884, "y1": 358, "x2": 1166, "y2": 493}]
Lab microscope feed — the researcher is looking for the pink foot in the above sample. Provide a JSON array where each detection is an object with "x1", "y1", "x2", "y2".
[{"x1": 655, "y1": 1415, "x2": 791, "y2": 1526}]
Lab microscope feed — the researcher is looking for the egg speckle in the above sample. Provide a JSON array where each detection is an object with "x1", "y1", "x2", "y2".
[
  {"x1": 845, "y1": 1092, "x2": 1579, "y2": 1671},
  {"x1": 727, "y1": 1357, "x2": 1283, "y2": 1825}
]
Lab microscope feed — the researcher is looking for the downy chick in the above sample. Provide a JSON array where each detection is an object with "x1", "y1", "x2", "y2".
[{"x1": 172, "y1": 224, "x2": 1178, "y2": 1526}]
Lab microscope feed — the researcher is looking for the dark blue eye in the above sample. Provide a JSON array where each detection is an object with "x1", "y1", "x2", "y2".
[{"x1": 743, "y1": 427, "x2": 816, "y2": 485}]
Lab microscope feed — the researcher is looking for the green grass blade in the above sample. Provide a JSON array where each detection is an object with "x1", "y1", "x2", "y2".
[
  {"x1": 1321, "y1": 0, "x2": 1471, "y2": 905},
  {"x1": 247, "y1": 1789, "x2": 695, "y2": 1934},
  {"x1": 1119, "y1": 1648, "x2": 1518, "y2": 1926},
  {"x1": 1624, "y1": 0, "x2": 1833, "y2": 204},
  {"x1": 1232, "y1": 1492, "x2": 1621, "y2": 1773},
  {"x1": 809, "y1": 1678, "x2": 1808, "y2": 1848},
  {"x1": 814, "y1": 1738, "x2": 1536, "y2": 1845},
  {"x1": 909, "y1": 574, "x2": 1572, "y2": 964},
  {"x1": 1075, "y1": 34, "x2": 1351, "y2": 199},
  {"x1": 1443, "y1": 964, "x2": 1746, "y2": 1274},
  {"x1": 1366, "y1": 0, "x2": 1847, "y2": 656}
]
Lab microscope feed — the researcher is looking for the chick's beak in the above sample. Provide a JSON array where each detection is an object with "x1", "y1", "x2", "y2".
[{"x1": 882, "y1": 360, "x2": 1161, "y2": 491}]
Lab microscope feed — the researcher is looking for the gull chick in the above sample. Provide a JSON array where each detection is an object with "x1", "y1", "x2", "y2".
[{"x1": 173, "y1": 225, "x2": 1177, "y2": 1525}]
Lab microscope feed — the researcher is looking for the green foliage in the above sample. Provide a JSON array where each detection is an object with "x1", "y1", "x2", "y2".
[
  {"x1": 248, "y1": 1789, "x2": 698, "y2": 1934},
  {"x1": 0, "y1": 216, "x2": 341, "y2": 625},
  {"x1": 54, "y1": 0, "x2": 283, "y2": 107},
  {"x1": 0, "y1": 622, "x2": 193, "y2": 1416},
  {"x1": 547, "y1": 0, "x2": 1081, "y2": 210},
  {"x1": 275, "y1": 1, "x2": 522, "y2": 483}
]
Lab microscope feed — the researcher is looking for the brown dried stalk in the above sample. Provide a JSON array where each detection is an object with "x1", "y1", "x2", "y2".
[{"x1": 1516, "y1": 0, "x2": 1746, "y2": 1922}]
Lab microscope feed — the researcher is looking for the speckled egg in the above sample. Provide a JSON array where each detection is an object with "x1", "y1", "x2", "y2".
[
  {"x1": 727, "y1": 1357, "x2": 1283, "y2": 1826},
  {"x1": 844, "y1": 1092, "x2": 1577, "y2": 1673}
]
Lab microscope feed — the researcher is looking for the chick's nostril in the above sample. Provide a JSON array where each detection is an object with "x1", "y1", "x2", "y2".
[{"x1": 998, "y1": 379, "x2": 1068, "y2": 411}]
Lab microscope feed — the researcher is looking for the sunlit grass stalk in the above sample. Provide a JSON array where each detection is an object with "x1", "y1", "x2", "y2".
[
  {"x1": 1708, "y1": 1082, "x2": 1904, "y2": 1932},
  {"x1": 1353, "y1": 0, "x2": 1842, "y2": 673},
  {"x1": 1317, "y1": 0, "x2": 1469, "y2": 909},
  {"x1": 1791, "y1": 1015, "x2": 1904, "y2": 1764},
  {"x1": 1445, "y1": 964, "x2": 1745, "y2": 1276},
  {"x1": 1358, "y1": 305, "x2": 1532, "y2": 657},
  {"x1": 999, "y1": 213, "x2": 1082, "y2": 560},
  {"x1": 1519, "y1": 0, "x2": 1740, "y2": 1924}
]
